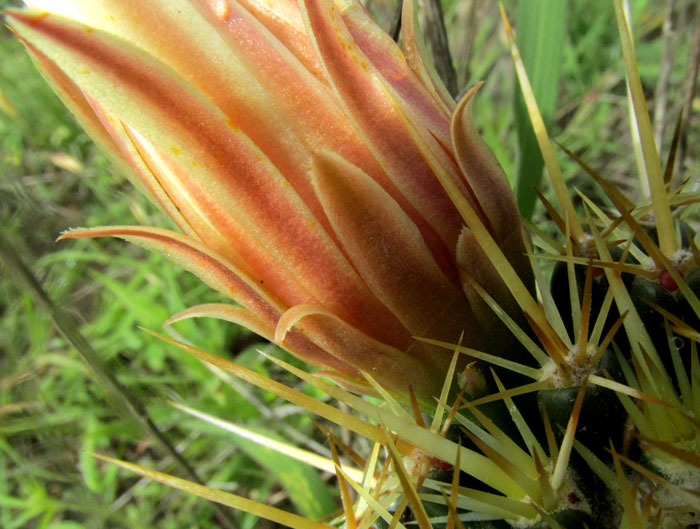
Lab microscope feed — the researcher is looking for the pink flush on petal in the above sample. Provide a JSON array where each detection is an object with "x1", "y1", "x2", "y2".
[{"x1": 6, "y1": 0, "x2": 532, "y2": 403}]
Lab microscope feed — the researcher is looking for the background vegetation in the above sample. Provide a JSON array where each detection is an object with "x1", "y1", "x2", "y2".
[{"x1": 1, "y1": 0, "x2": 697, "y2": 527}]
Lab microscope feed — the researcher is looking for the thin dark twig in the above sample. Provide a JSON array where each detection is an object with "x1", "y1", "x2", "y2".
[
  {"x1": 390, "y1": 0, "x2": 403, "y2": 42},
  {"x1": 653, "y1": 0, "x2": 676, "y2": 149},
  {"x1": 678, "y1": 0, "x2": 700, "y2": 174},
  {"x1": 664, "y1": 110, "x2": 684, "y2": 183},
  {"x1": 425, "y1": 0, "x2": 459, "y2": 97},
  {"x1": 0, "y1": 231, "x2": 239, "y2": 529}
]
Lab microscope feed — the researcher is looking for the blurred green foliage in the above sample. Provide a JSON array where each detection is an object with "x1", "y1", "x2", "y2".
[
  {"x1": 0, "y1": 1, "x2": 338, "y2": 526},
  {"x1": 513, "y1": 0, "x2": 567, "y2": 219}
]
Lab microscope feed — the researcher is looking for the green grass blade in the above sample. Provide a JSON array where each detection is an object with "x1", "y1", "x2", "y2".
[
  {"x1": 91, "y1": 453, "x2": 336, "y2": 529},
  {"x1": 0, "y1": 231, "x2": 238, "y2": 529},
  {"x1": 173, "y1": 403, "x2": 338, "y2": 520},
  {"x1": 513, "y1": 0, "x2": 567, "y2": 219}
]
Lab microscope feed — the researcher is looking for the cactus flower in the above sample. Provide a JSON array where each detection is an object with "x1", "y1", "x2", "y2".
[{"x1": 7, "y1": 0, "x2": 531, "y2": 401}]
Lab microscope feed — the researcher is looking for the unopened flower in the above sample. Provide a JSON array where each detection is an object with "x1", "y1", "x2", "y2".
[{"x1": 7, "y1": 0, "x2": 531, "y2": 401}]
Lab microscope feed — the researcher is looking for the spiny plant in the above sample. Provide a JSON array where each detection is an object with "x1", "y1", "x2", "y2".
[{"x1": 3, "y1": 0, "x2": 699, "y2": 528}]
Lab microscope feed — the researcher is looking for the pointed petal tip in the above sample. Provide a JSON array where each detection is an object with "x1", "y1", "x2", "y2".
[
  {"x1": 275, "y1": 304, "x2": 325, "y2": 343},
  {"x1": 3, "y1": 8, "x2": 53, "y2": 32},
  {"x1": 164, "y1": 303, "x2": 274, "y2": 340},
  {"x1": 3, "y1": 7, "x2": 35, "y2": 20},
  {"x1": 57, "y1": 225, "x2": 141, "y2": 242},
  {"x1": 56, "y1": 227, "x2": 89, "y2": 242},
  {"x1": 454, "y1": 81, "x2": 485, "y2": 116}
]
